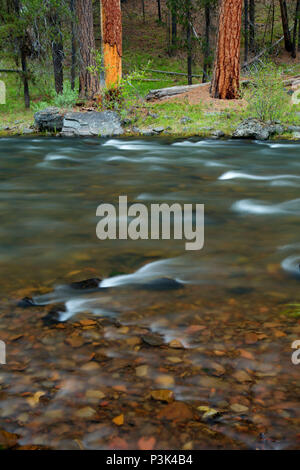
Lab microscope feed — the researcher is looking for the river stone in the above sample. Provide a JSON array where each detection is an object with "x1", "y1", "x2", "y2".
[
  {"x1": 211, "y1": 130, "x2": 225, "y2": 139},
  {"x1": 286, "y1": 125, "x2": 300, "y2": 132},
  {"x1": 34, "y1": 107, "x2": 64, "y2": 132},
  {"x1": 232, "y1": 118, "x2": 283, "y2": 140},
  {"x1": 61, "y1": 111, "x2": 124, "y2": 137}
]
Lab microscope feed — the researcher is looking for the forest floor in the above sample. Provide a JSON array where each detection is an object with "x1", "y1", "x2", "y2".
[{"x1": 1, "y1": 2, "x2": 300, "y2": 138}]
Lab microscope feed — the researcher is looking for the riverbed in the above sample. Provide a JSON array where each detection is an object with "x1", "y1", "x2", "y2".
[{"x1": 0, "y1": 137, "x2": 299, "y2": 450}]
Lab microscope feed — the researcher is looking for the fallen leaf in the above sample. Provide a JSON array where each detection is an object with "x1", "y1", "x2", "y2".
[{"x1": 113, "y1": 414, "x2": 124, "y2": 426}]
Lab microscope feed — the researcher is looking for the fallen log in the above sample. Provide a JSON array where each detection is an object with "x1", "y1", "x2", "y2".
[
  {"x1": 283, "y1": 75, "x2": 300, "y2": 86},
  {"x1": 0, "y1": 69, "x2": 23, "y2": 74},
  {"x1": 146, "y1": 83, "x2": 208, "y2": 101}
]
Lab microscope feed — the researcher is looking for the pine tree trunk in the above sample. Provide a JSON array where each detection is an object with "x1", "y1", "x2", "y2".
[
  {"x1": 279, "y1": 0, "x2": 292, "y2": 52},
  {"x1": 141, "y1": 0, "x2": 145, "y2": 22},
  {"x1": 202, "y1": 4, "x2": 211, "y2": 83},
  {"x1": 249, "y1": 0, "x2": 255, "y2": 51},
  {"x1": 172, "y1": 10, "x2": 177, "y2": 45},
  {"x1": 157, "y1": 0, "x2": 162, "y2": 22},
  {"x1": 70, "y1": 0, "x2": 76, "y2": 90},
  {"x1": 14, "y1": 0, "x2": 30, "y2": 108},
  {"x1": 100, "y1": 0, "x2": 122, "y2": 88},
  {"x1": 210, "y1": 0, "x2": 243, "y2": 99},
  {"x1": 76, "y1": 0, "x2": 99, "y2": 99},
  {"x1": 186, "y1": 0, "x2": 192, "y2": 85},
  {"x1": 244, "y1": 0, "x2": 249, "y2": 64},
  {"x1": 291, "y1": 0, "x2": 300, "y2": 57},
  {"x1": 50, "y1": 12, "x2": 64, "y2": 94},
  {"x1": 21, "y1": 46, "x2": 30, "y2": 108}
]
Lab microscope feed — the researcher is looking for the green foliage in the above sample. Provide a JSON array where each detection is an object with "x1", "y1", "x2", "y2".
[
  {"x1": 30, "y1": 82, "x2": 77, "y2": 111},
  {"x1": 51, "y1": 82, "x2": 77, "y2": 109},
  {"x1": 31, "y1": 101, "x2": 51, "y2": 112},
  {"x1": 90, "y1": 51, "x2": 151, "y2": 116},
  {"x1": 244, "y1": 62, "x2": 291, "y2": 122}
]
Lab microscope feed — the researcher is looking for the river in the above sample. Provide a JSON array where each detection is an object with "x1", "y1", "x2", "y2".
[{"x1": 0, "y1": 136, "x2": 299, "y2": 449}]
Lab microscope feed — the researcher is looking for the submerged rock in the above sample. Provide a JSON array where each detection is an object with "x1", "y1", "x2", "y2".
[
  {"x1": 61, "y1": 111, "x2": 124, "y2": 137},
  {"x1": 233, "y1": 118, "x2": 283, "y2": 140},
  {"x1": 42, "y1": 304, "x2": 66, "y2": 326},
  {"x1": 69, "y1": 278, "x2": 101, "y2": 290},
  {"x1": 34, "y1": 107, "x2": 64, "y2": 132},
  {"x1": 139, "y1": 278, "x2": 184, "y2": 291},
  {"x1": 18, "y1": 297, "x2": 37, "y2": 308}
]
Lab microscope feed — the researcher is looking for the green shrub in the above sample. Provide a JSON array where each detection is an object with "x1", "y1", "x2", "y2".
[
  {"x1": 51, "y1": 82, "x2": 77, "y2": 109},
  {"x1": 31, "y1": 100, "x2": 51, "y2": 112},
  {"x1": 244, "y1": 62, "x2": 291, "y2": 122}
]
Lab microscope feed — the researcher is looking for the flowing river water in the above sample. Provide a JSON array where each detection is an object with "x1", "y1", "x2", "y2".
[{"x1": 0, "y1": 136, "x2": 299, "y2": 449}]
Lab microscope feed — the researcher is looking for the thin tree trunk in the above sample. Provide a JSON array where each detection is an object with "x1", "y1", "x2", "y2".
[
  {"x1": 244, "y1": 0, "x2": 249, "y2": 64},
  {"x1": 249, "y1": 0, "x2": 255, "y2": 51},
  {"x1": 76, "y1": 0, "x2": 99, "y2": 99},
  {"x1": 292, "y1": 0, "x2": 300, "y2": 57},
  {"x1": 202, "y1": 3, "x2": 211, "y2": 83},
  {"x1": 141, "y1": 0, "x2": 145, "y2": 22},
  {"x1": 100, "y1": 0, "x2": 122, "y2": 88},
  {"x1": 186, "y1": 0, "x2": 192, "y2": 85},
  {"x1": 172, "y1": 10, "x2": 177, "y2": 45},
  {"x1": 298, "y1": 7, "x2": 300, "y2": 51},
  {"x1": 21, "y1": 46, "x2": 30, "y2": 108},
  {"x1": 70, "y1": 0, "x2": 76, "y2": 90},
  {"x1": 50, "y1": 12, "x2": 64, "y2": 94},
  {"x1": 279, "y1": 0, "x2": 292, "y2": 52},
  {"x1": 157, "y1": 0, "x2": 162, "y2": 22},
  {"x1": 13, "y1": 0, "x2": 30, "y2": 107},
  {"x1": 271, "y1": 0, "x2": 275, "y2": 44},
  {"x1": 210, "y1": 0, "x2": 243, "y2": 99}
]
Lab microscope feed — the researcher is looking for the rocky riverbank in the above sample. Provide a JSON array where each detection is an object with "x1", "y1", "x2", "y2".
[{"x1": 1, "y1": 106, "x2": 300, "y2": 141}]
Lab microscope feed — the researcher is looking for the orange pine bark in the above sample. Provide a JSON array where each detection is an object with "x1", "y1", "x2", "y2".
[
  {"x1": 100, "y1": 0, "x2": 122, "y2": 88},
  {"x1": 210, "y1": 0, "x2": 243, "y2": 99}
]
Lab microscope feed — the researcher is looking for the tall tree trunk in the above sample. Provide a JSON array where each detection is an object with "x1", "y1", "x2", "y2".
[
  {"x1": 70, "y1": 0, "x2": 76, "y2": 90},
  {"x1": 210, "y1": 0, "x2": 243, "y2": 99},
  {"x1": 21, "y1": 45, "x2": 30, "y2": 108},
  {"x1": 186, "y1": 0, "x2": 192, "y2": 85},
  {"x1": 244, "y1": 0, "x2": 249, "y2": 64},
  {"x1": 76, "y1": 0, "x2": 99, "y2": 99},
  {"x1": 279, "y1": 0, "x2": 292, "y2": 51},
  {"x1": 202, "y1": 3, "x2": 211, "y2": 83},
  {"x1": 249, "y1": 0, "x2": 255, "y2": 51},
  {"x1": 157, "y1": 0, "x2": 162, "y2": 22},
  {"x1": 271, "y1": 0, "x2": 275, "y2": 44},
  {"x1": 100, "y1": 0, "x2": 122, "y2": 88},
  {"x1": 141, "y1": 0, "x2": 145, "y2": 22},
  {"x1": 291, "y1": 0, "x2": 300, "y2": 57},
  {"x1": 13, "y1": 0, "x2": 30, "y2": 107},
  {"x1": 172, "y1": 9, "x2": 177, "y2": 45},
  {"x1": 298, "y1": 4, "x2": 300, "y2": 51},
  {"x1": 49, "y1": 11, "x2": 64, "y2": 94}
]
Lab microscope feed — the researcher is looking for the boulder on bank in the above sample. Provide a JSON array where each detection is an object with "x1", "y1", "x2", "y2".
[
  {"x1": 232, "y1": 118, "x2": 284, "y2": 140},
  {"x1": 61, "y1": 111, "x2": 124, "y2": 137},
  {"x1": 34, "y1": 107, "x2": 64, "y2": 132}
]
